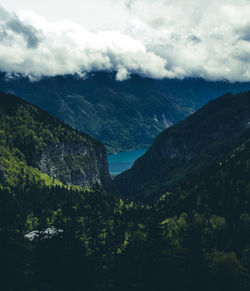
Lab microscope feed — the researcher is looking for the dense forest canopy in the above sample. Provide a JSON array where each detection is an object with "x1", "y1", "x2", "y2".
[
  {"x1": 115, "y1": 91, "x2": 250, "y2": 200},
  {"x1": 0, "y1": 91, "x2": 250, "y2": 290}
]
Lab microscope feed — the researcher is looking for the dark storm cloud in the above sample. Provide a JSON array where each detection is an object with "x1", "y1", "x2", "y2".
[
  {"x1": 0, "y1": 6, "x2": 41, "y2": 49},
  {"x1": 5, "y1": 18, "x2": 41, "y2": 48},
  {"x1": 237, "y1": 23, "x2": 250, "y2": 42}
]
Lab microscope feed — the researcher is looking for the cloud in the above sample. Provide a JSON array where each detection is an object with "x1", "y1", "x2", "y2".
[
  {"x1": 0, "y1": 6, "x2": 171, "y2": 80},
  {"x1": 0, "y1": 6, "x2": 41, "y2": 48},
  {"x1": 0, "y1": 1, "x2": 250, "y2": 82},
  {"x1": 236, "y1": 23, "x2": 250, "y2": 42},
  {"x1": 5, "y1": 18, "x2": 41, "y2": 48}
]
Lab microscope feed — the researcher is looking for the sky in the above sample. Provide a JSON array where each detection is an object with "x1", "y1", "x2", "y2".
[{"x1": 0, "y1": 0, "x2": 250, "y2": 81}]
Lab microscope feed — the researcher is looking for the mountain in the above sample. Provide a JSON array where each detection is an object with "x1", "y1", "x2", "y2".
[
  {"x1": 1, "y1": 72, "x2": 250, "y2": 153},
  {"x1": 114, "y1": 91, "x2": 250, "y2": 200},
  {"x1": 1, "y1": 90, "x2": 250, "y2": 291},
  {"x1": 159, "y1": 133, "x2": 250, "y2": 218},
  {"x1": 0, "y1": 91, "x2": 110, "y2": 189}
]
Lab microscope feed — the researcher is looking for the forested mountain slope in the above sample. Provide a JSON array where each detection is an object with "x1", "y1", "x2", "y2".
[
  {"x1": 0, "y1": 91, "x2": 110, "y2": 189},
  {"x1": 1, "y1": 72, "x2": 250, "y2": 152},
  {"x1": 115, "y1": 91, "x2": 250, "y2": 199},
  {"x1": 1, "y1": 89, "x2": 250, "y2": 291}
]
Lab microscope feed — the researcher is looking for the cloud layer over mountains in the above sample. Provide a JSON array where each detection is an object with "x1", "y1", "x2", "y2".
[{"x1": 0, "y1": 0, "x2": 250, "y2": 81}]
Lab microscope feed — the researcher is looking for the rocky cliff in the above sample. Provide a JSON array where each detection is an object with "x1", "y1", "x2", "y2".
[
  {"x1": 37, "y1": 142, "x2": 110, "y2": 188},
  {"x1": 0, "y1": 91, "x2": 111, "y2": 189}
]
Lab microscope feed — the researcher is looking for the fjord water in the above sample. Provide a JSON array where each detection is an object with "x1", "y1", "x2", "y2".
[{"x1": 108, "y1": 148, "x2": 147, "y2": 175}]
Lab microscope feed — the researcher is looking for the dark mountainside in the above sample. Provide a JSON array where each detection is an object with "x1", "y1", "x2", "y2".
[
  {"x1": 0, "y1": 91, "x2": 111, "y2": 189},
  {"x1": 1, "y1": 90, "x2": 250, "y2": 291},
  {"x1": 1, "y1": 72, "x2": 250, "y2": 152},
  {"x1": 115, "y1": 91, "x2": 250, "y2": 200}
]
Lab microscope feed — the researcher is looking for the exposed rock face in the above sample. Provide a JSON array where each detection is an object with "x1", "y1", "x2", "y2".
[
  {"x1": 37, "y1": 142, "x2": 111, "y2": 188},
  {"x1": 0, "y1": 91, "x2": 111, "y2": 190}
]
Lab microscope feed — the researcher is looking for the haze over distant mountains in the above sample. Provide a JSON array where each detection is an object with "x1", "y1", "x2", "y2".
[{"x1": 1, "y1": 72, "x2": 250, "y2": 153}]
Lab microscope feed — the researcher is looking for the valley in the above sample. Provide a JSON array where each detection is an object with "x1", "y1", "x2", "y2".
[
  {"x1": 108, "y1": 148, "x2": 147, "y2": 175},
  {"x1": 1, "y1": 89, "x2": 250, "y2": 291},
  {"x1": 1, "y1": 0, "x2": 250, "y2": 290},
  {"x1": 1, "y1": 72, "x2": 250, "y2": 153}
]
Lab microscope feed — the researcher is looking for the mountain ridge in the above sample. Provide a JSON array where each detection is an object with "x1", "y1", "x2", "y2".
[
  {"x1": 114, "y1": 90, "x2": 250, "y2": 200},
  {"x1": 1, "y1": 72, "x2": 250, "y2": 153},
  {"x1": 0, "y1": 91, "x2": 111, "y2": 189},
  {"x1": 1, "y1": 83, "x2": 250, "y2": 291}
]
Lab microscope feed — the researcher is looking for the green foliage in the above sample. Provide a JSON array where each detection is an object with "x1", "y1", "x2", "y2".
[
  {"x1": 0, "y1": 145, "x2": 63, "y2": 189},
  {"x1": 115, "y1": 90, "x2": 250, "y2": 200},
  {"x1": 4, "y1": 73, "x2": 244, "y2": 153},
  {"x1": 1, "y1": 90, "x2": 250, "y2": 291},
  {"x1": 0, "y1": 91, "x2": 109, "y2": 189},
  {"x1": 0, "y1": 92, "x2": 97, "y2": 162}
]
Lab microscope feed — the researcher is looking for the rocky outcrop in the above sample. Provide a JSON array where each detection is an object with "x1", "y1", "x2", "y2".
[
  {"x1": 37, "y1": 142, "x2": 111, "y2": 188},
  {"x1": 0, "y1": 90, "x2": 111, "y2": 190}
]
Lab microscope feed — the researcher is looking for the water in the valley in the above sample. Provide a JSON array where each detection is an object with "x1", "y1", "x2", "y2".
[{"x1": 108, "y1": 148, "x2": 147, "y2": 175}]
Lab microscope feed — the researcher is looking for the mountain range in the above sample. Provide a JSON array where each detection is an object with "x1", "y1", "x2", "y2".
[
  {"x1": 115, "y1": 91, "x2": 250, "y2": 200},
  {"x1": 1, "y1": 72, "x2": 250, "y2": 153},
  {"x1": 1, "y1": 87, "x2": 250, "y2": 291}
]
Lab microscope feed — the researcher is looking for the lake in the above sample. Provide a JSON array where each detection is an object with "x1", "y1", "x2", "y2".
[{"x1": 108, "y1": 148, "x2": 147, "y2": 175}]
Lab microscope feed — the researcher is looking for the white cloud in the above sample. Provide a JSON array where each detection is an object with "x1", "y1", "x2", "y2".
[{"x1": 0, "y1": 0, "x2": 250, "y2": 82}]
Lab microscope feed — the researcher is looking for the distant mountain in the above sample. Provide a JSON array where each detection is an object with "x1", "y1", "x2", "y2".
[
  {"x1": 114, "y1": 91, "x2": 250, "y2": 200},
  {"x1": 0, "y1": 91, "x2": 110, "y2": 189},
  {"x1": 1, "y1": 72, "x2": 250, "y2": 153}
]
